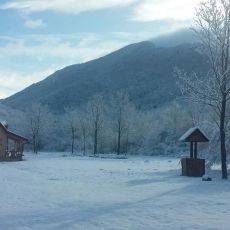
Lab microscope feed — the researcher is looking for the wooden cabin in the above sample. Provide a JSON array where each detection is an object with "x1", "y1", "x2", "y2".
[{"x1": 0, "y1": 122, "x2": 28, "y2": 161}]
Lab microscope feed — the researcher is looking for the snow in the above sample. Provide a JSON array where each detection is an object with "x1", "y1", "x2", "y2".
[
  {"x1": 179, "y1": 127, "x2": 199, "y2": 141},
  {"x1": 0, "y1": 153, "x2": 229, "y2": 230}
]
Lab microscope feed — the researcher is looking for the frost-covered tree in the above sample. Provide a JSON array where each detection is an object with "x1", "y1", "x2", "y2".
[
  {"x1": 87, "y1": 95, "x2": 104, "y2": 155},
  {"x1": 78, "y1": 110, "x2": 89, "y2": 156},
  {"x1": 26, "y1": 103, "x2": 51, "y2": 154},
  {"x1": 186, "y1": 102, "x2": 209, "y2": 126},
  {"x1": 110, "y1": 92, "x2": 134, "y2": 155},
  {"x1": 176, "y1": 0, "x2": 230, "y2": 179},
  {"x1": 65, "y1": 107, "x2": 79, "y2": 154}
]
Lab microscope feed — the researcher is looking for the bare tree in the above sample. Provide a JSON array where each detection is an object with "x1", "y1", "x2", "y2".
[
  {"x1": 110, "y1": 92, "x2": 133, "y2": 155},
  {"x1": 26, "y1": 103, "x2": 51, "y2": 154},
  {"x1": 176, "y1": 0, "x2": 230, "y2": 179},
  {"x1": 65, "y1": 107, "x2": 79, "y2": 154},
  {"x1": 78, "y1": 111, "x2": 89, "y2": 156},
  {"x1": 88, "y1": 95, "x2": 104, "y2": 155}
]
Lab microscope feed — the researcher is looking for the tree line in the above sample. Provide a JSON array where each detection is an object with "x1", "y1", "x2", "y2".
[{"x1": 23, "y1": 92, "x2": 197, "y2": 156}]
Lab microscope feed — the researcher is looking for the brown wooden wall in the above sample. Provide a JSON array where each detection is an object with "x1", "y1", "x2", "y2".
[{"x1": 0, "y1": 127, "x2": 7, "y2": 158}]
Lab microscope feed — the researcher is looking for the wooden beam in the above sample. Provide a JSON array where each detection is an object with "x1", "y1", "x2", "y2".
[
  {"x1": 190, "y1": 142, "x2": 194, "y2": 158},
  {"x1": 194, "y1": 142, "x2": 198, "y2": 159}
]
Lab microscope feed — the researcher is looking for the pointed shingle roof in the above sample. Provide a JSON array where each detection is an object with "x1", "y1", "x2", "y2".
[{"x1": 179, "y1": 127, "x2": 209, "y2": 142}]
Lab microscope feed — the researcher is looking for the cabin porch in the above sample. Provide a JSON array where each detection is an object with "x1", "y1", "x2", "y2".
[
  {"x1": 0, "y1": 122, "x2": 28, "y2": 161},
  {"x1": 4, "y1": 138, "x2": 25, "y2": 161}
]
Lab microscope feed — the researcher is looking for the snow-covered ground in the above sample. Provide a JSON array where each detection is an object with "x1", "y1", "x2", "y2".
[{"x1": 0, "y1": 153, "x2": 229, "y2": 230}]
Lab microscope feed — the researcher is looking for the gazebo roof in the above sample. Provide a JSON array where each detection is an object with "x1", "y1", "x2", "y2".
[{"x1": 179, "y1": 127, "x2": 209, "y2": 143}]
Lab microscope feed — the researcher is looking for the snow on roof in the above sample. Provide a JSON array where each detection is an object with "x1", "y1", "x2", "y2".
[
  {"x1": 179, "y1": 127, "x2": 198, "y2": 142},
  {"x1": 0, "y1": 121, "x2": 8, "y2": 131},
  {"x1": 0, "y1": 121, "x2": 8, "y2": 128},
  {"x1": 179, "y1": 127, "x2": 209, "y2": 142}
]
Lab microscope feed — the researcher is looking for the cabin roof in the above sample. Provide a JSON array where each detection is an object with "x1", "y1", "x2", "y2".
[
  {"x1": 0, "y1": 122, "x2": 28, "y2": 142},
  {"x1": 179, "y1": 127, "x2": 209, "y2": 143}
]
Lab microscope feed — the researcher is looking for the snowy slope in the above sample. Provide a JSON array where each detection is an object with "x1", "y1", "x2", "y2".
[{"x1": 0, "y1": 153, "x2": 229, "y2": 230}]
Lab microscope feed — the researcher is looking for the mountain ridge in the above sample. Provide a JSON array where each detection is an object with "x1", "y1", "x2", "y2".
[{"x1": 2, "y1": 40, "x2": 209, "y2": 113}]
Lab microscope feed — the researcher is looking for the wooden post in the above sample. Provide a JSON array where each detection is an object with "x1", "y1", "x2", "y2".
[
  {"x1": 14, "y1": 140, "x2": 17, "y2": 151},
  {"x1": 190, "y1": 142, "x2": 194, "y2": 158},
  {"x1": 6, "y1": 138, "x2": 9, "y2": 152},
  {"x1": 194, "y1": 142, "x2": 198, "y2": 159}
]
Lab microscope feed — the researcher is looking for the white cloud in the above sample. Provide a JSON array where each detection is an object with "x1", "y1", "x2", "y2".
[
  {"x1": 24, "y1": 19, "x2": 46, "y2": 29},
  {"x1": 0, "y1": 69, "x2": 55, "y2": 98},
  {"x1": 0, "y1": 32, "x2": 151, "y2": 63},
  {"x1": 131, "y1": 0, "x2": 200, "y2": 22},
  {"x1": 0, "y1": 36, "x2": 124, "y2": 63},
  {"x1": 0, "y1": 32, "x2": 142, "y2": 98},
  {"x1": 1, "y1": 0, "x2": 138, "y2": 13},
  {"x1": 0, "y1": 30, "x2": 158, "y2": 98}
]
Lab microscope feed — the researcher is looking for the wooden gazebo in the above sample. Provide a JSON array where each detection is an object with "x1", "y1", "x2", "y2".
[
  {"x1": 0, "y1": 122, "x2": 28, "y2": 161},
  {"x1": 179, "y1": 127, "x2": 209, "y2": 177}
]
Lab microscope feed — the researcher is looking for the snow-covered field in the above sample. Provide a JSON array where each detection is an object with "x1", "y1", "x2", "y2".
[{"x1": 0, "y1": 153, "x2": 229, "y2": 230}]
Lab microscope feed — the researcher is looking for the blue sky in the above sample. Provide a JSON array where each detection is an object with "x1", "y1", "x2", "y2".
[{"x1": 0, "y1": 0, "x2": 199, "y2": 99}]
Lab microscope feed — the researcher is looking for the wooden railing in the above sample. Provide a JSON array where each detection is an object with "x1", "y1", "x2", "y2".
[{"x1": 5, "y1": 150, "x2": 23, "y2": 161}]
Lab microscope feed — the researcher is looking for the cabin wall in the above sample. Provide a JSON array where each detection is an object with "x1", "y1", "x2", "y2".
[{"x1": 0, "y1": 128, "x2": 7, "y2": 159}]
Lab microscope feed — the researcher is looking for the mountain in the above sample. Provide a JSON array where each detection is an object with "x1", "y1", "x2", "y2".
[
  {"x1": 2, "y1": 41, "x2": 209, "y2": 113},
  {"x1": 0, "y1": 103, "x2": 26, "y2": 133}
]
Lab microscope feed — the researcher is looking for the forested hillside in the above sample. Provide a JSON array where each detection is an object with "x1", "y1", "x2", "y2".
[{"x1": 2, "y1": 42, "x2": 208, "y2": 113}]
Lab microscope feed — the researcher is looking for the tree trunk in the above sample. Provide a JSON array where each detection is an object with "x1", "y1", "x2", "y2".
[
  {"x1": 124, "y1": 131, "x2": 129, "y2": 154},
  {"x1": 94, "y1": 123, "x2": 98, "y2": 155},
  {"x1": 71, "y1": 138, "x2": 74, "y2": 154},
  {"x1": 83, "y1": 140, "x2": 86, "y2": 156},
  {"x1": 32, "y1": 135, "x2": 36, "y2": 154},
  {"x1": 33, "y1": 134, "x2": 38, "y2": 154},
  {"x1": 83, "y1": 129, "x2": 86, "y2": 156},
  {"x1": 220, "y1": 94, "x2": 228, "y2": 179},
  {"x1": 117, "y1": 123, "x2": 121, "y2": 155},
  {"x1": 71, "y1": 128, "x2": 74, "y2": 154}
]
